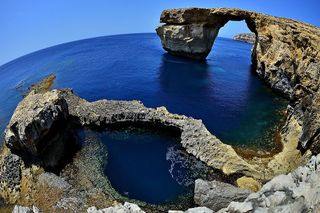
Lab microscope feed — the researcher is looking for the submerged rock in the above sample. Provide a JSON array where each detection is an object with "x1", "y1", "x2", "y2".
[
  {"x1": 194, "y1": 179, "x2": 250, "y2": 211},
  {"x1": 23, "y1": 75, "x2": 56, "y2": 97}
]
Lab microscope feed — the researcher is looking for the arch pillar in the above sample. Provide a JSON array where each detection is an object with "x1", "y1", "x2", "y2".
[{"x1": 156, "y1": 23, "x2": 224, "y2": 60}]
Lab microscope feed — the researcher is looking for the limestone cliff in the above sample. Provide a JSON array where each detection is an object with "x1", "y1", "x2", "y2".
[{"x1": 156, "y1": 8, "x2": 320, "y2": 175}]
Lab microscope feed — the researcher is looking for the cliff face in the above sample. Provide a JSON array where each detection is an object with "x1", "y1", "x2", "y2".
[
  {"x1": 233, "y1": 33, "x2": 255, "y2": 44},
  {"x1": 156, "y1": 8, "x2": 320, "y2": 165}
]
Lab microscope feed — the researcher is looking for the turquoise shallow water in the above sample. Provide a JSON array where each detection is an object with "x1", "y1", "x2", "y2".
[{"x1": 0, "y1": 33, "x2": 287, "y2": 149}]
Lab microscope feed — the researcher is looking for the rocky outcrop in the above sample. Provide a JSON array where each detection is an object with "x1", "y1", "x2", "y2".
[
  {"x1": 194, "y1": 179, "x2": 250, "y2": 211},
  {"x1": 235, "y1": 176, "x2": 261, "y2": 192},
  {"x1": 37, "y1": 172, "x2": 71, "y2": 191},
  {"x1": 233, "y1": 33, "x2": 255, "y2": 44},
  {"x1": 156, "y1": 7, "x2": 320, "y2": 180},
  {"x1": 220, "y1": 153, "x2": 320, "y2": 213},
  {"x1": 156, "y1": 8, "x2": 320, "y2": 98},
  {"x1": 156, "y1": 24, "x2": 219, "y2": 60},
  {"x1": 12, "y1": 205, "x2": 40, "y2": 213},
  {"x1": 156, "y1": 7, "x2": 320, "y2": 101},
  {"x1": 169, "y1": 207, "x2": 214, "y2": 213},
  {"x1": 87, "y1": 202, "x2": 145, "y2": 213},
  {"x1": 4, "y1": 90, "x2": 75, "y2": 169}
]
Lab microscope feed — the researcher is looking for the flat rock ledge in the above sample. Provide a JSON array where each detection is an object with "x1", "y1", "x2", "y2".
[{"x1": 194, "y1": 179, "x2": 250, "y2": 211}]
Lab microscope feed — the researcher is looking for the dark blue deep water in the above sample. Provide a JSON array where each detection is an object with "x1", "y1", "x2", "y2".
[
  {"x1": 97, "y1": 127, "x2": 201, "y2": 204},
  {"x1": 0, "y1": 33, "x2": 287, "y2": 204},
  {"x1": 0, "y1": 33, "x2": 286, "y2": 149}
]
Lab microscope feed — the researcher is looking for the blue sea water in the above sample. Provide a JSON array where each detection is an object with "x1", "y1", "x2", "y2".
[
  {"x1": 97, "y1": 127, "x2": 199, "y2": 204},
  {"x1": 0, "y1": 33, "x2": 287, "y2": 204},
  {"x1": 0, "y1": 33, "x2": 286, "y2": 149}
]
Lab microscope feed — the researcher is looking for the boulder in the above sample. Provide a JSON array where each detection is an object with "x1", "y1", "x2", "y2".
[
  {"x1": 194, "y1": 179, "x2": 250, "y2": 211},
  {"x1": 235, "y1": 176, "x2": 261, "y2": 192},
  {"x1": 87, "y1": 202, "x2": 145, "y2": 213},
  {"x1": 37, "y1": 172, "x2": 71, "y2": 191},
  {"x1": 12, "y1": 205, "x2": 40, "y2": 213},
  {"x1": 220, "y1": 154, "x2": 320, "y2": 212},
  {"x1": 4, "y1": 90, "x2": 75, "y2": 169}
]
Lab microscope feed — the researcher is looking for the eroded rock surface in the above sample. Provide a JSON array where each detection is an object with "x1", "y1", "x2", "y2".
[
  {"x1": 0, "y1": 152, "x2": 22, "y2": 202},
  {"x1": 156, "y1": 7, "x2": 320, "y2": 180},
  {"x1": 4, "y1": 90, "x2": 74, "y2": 169},
  {"x1": 156, "y1": 8, "x2": 320, "y2": 99},
  {"x1": 194, "y1": 179, "x2": 250, "y2": 211},
  {"x1": 220, "y1": 153, "x2": 320, "y2": 213},
  {"x1": 88, "y1": 202, "x2": 145, "y2": 213},
  {"x1": 12, "y1": 205, "x2": 40, "y2": 213},
  {"x1": 156, "y1": 24, "x2": 218, "y2": 60}
]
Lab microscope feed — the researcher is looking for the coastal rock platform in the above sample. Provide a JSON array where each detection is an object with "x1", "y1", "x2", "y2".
[{"x1": 0, "y1": 87, "x2": 319, "y2": 212}]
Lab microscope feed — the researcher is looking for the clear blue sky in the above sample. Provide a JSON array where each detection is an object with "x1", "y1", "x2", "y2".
[{"x1": 1, "y1": 0, "x2": 319, "y2": 66}]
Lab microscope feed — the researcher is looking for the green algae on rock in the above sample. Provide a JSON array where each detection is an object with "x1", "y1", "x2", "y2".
[{"x1": 23, "y1": 74, "x2": 56, "y2": 97}]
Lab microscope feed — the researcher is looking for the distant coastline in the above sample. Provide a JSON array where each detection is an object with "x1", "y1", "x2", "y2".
[{"x1": 233, "y1": 33, "x2": 255, "y2": 44}]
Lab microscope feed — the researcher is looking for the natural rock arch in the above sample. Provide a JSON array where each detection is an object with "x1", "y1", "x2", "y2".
[
  {"x1": 156, "y1": 8, "x2": 320, "y2": 99},
  {"x1": 156, "y1": 8, "x2": 258, "y2": 61},
  {"x1": 156, "y1": 8, "x2": 320, "y2": 155}
]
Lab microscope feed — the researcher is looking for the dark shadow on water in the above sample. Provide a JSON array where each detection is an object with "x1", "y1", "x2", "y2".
[{"x1": 158, "y1": 54, "x2": 212, "y2": 99}]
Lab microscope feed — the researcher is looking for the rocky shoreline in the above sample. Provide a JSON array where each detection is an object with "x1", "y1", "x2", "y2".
[
  {"x1": 0, "y1": 86, "x2": 318, "y2": 212},
  {"x1": 233, "y1": 33, "x2": 255, "y2": 44},
  {"x1": 0, "y1": 7, "x2": 319, "y2": 213},
  {"x1": 156, "y1": 7, "x2": 320, "y2": 179}
]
